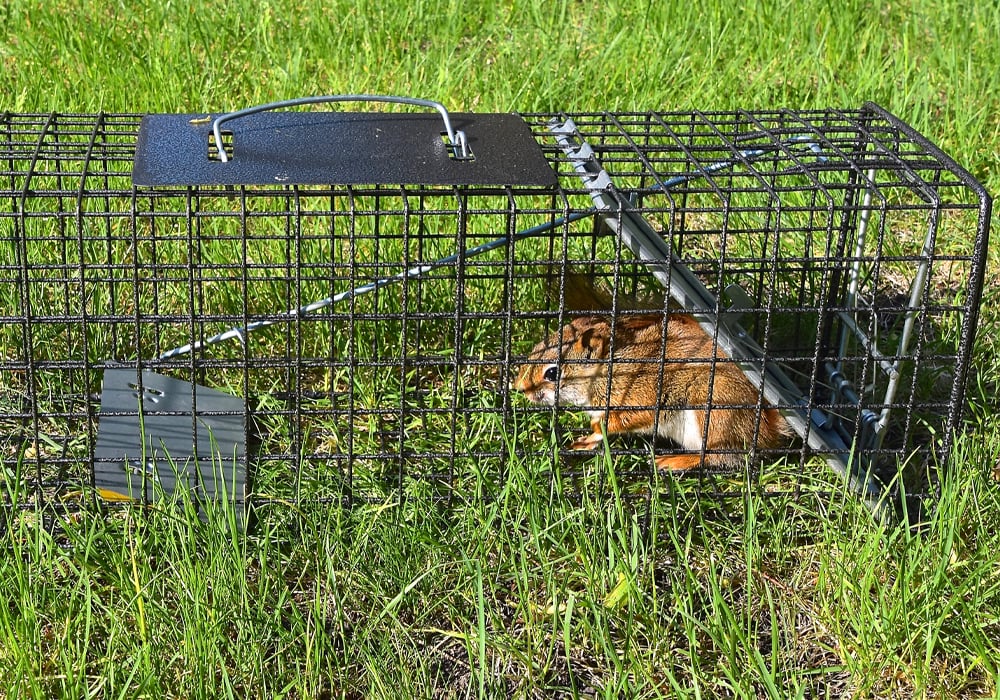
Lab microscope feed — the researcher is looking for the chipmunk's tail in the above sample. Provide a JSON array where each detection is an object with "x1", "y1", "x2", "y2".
[
  {"x1": 545, "y1": 265, "x2": 615, "y2": 313},
  {"x1": 545, "y1": 264, "x2": 667, "y2": 313}
]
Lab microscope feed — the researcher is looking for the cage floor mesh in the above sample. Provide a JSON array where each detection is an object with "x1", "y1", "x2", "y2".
[{"x1": 0, "y1": 104, "x2": 991, "y2": 528}]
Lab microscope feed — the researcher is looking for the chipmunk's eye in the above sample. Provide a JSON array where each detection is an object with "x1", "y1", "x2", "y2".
[{"x1": 543, "y1": 365, "x2": 559, "y2": 383}]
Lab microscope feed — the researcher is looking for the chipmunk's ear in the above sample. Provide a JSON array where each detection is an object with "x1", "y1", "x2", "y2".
[{"x1": 578, "y1": 326, "x2": 608, "y2": 359}]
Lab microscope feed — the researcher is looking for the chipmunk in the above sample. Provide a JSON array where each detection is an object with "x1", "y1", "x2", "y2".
[{"x1": 513, "y1": 272, "x2": 792, "y2": 471}]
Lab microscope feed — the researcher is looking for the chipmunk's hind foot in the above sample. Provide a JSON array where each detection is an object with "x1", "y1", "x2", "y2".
[{"x1": 654, "y1": 453, "x2": 706, "y2": 471}]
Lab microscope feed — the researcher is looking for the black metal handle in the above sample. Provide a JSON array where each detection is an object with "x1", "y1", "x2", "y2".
[{"x1": 210, "y1": 94, "x2": 470, "y2": 163}]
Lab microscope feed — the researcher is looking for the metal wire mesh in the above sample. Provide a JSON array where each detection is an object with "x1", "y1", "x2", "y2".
[{"x1": 0, "y1": 105, "x2": 991, "y2": 527}]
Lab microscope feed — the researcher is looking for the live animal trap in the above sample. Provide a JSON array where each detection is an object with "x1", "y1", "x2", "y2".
[{"x1": 0, "y1": 98, "x2": 991, "y2": 529}]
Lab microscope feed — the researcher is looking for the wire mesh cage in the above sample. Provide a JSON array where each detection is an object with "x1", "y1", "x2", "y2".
[{"x1": 1, "y1": 99, "x2": 992, "y2": 530}]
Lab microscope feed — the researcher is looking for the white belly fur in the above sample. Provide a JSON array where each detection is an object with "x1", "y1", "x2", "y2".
[
  {"x1": 655, "y1": 409, "x2": 703, "y2": 449},
  {"x1": 586, "y1": 408, "x2": 704, "y2": 449}
]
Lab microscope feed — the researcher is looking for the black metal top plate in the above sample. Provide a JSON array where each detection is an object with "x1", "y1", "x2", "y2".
[{"x1": 132, "y1": 112, "x2": 557, "y2": 187}]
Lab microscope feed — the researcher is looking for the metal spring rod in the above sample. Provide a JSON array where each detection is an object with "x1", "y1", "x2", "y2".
[
  {"x1": 649, "y1": 134, "x2": 825, "y2": 192},
  {"x1": 156, "y1": 136, "x2": 826, "y2": 362},
  {"x1": 155, "y1": 211, "x2": 594, "y2": 361}
]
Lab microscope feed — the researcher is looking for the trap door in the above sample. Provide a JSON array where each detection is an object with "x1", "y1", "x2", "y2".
[
  {"x1": 547, "y1": 106, "x2": 991, "y2": 521},
  {"x1": 95, "y1": 368, "x2": 248, "y2": 525}
]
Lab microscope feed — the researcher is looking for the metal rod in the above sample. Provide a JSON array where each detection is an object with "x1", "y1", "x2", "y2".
[
  {"x1": 156, "y1": 210, "x2": 594, "y2": 361},
  {"x1": 649, "y1": 134, "x2": 824, "y2": 192},
  {"x1": 159, "y1": 127, "x2": 828, "y2": 362}
]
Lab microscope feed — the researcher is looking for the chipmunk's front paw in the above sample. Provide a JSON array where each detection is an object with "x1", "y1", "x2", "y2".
[{"x1": 569, "y1": 432, "x2": 604, "y2": 451}]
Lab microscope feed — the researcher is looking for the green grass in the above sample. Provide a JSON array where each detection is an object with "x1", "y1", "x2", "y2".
[{"x1": 2, "y1": 0, "x2": 1000, "y2": 697}]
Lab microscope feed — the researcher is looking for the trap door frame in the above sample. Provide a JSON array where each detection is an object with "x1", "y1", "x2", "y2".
[{"x1": 829, "y1": 104, "x2": 993, "y2": 466}]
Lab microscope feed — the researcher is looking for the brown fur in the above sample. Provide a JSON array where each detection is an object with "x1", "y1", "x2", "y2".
[{"x1": 513, "y1": 313, "x2": 792, "y2": 471}]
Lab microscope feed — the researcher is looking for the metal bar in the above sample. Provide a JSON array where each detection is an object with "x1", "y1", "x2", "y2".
[
  {"x1": 154, "y1": 210, "x2": 594, "y2": 362},
  {"x1": 152, "y1": 129, "x2": 826, "y2": 364},
  {"x1": 14, "y1": 113, "x2": 57, "y2": 507}
]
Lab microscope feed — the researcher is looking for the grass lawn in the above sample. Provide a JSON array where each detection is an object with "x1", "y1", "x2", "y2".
[{"x1": 2, "y1": 0, "x2": 999, "y2": 697}]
